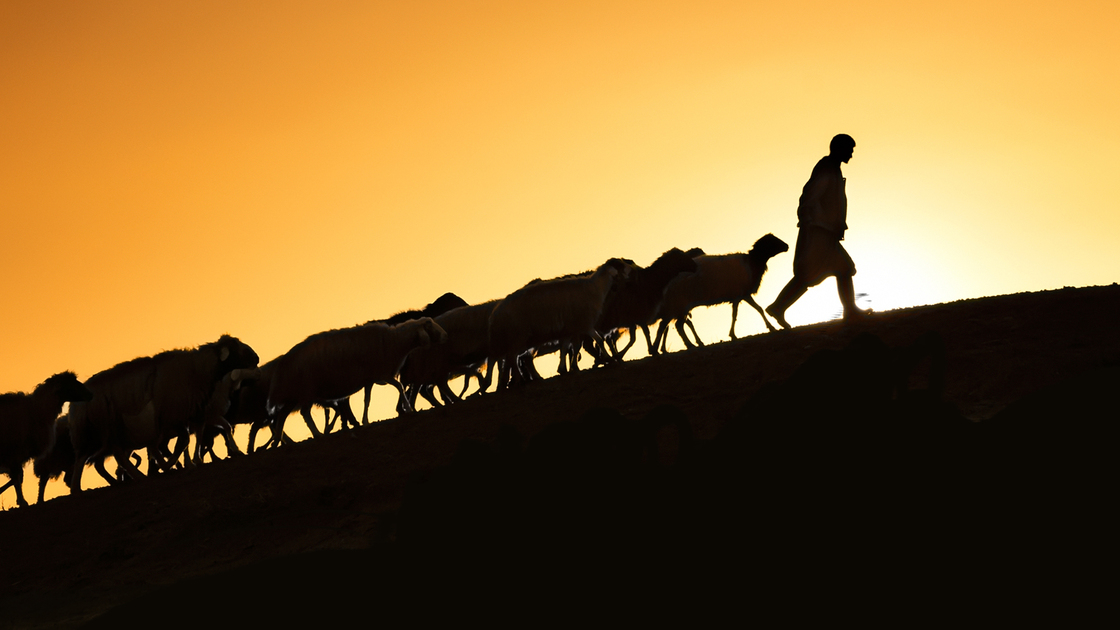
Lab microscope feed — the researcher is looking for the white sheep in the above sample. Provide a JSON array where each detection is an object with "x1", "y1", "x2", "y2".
[
  {"x1": 0, "y1": 371, "x2": 92, "y2": 508},
  {"x1": 488, "y1": 260, "x2": 623, "y2": 389},
  {"x1": 652, "y1": 234, "x2": 789, "y2": 353},
  {"x1": 264, "y1": 317, "x2": 448, "y2": 448}
]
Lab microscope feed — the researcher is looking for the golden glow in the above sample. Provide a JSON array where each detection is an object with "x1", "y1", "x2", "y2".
[{"x1": 3, "y1": 2, "x2": 1120, "y2": 502}]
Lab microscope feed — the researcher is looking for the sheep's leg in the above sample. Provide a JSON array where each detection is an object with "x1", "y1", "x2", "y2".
[
  {"x1": 146, "y1": 443, "x2": 172, "y2": 475},
  {"x1": 267, "y1": 404, "x2": 295, "y2": 449},
  {"x1": 742, "y1": 296, "x2": 777, "y2": 333},
  {"x1": 437, "y1": 380, "x2": 460, "y2": 405},
  {"x1": 37, "y1": 474, "x2": 50, "y2": 504},
  {"x1": 94, "y1": 457, "x2": 117, "y2": 485},
  {"x1": 335, "y1": 403, "x2": 359, "y2": 430},
  {"x1": 474, "y1": 362, "x2": 494, "y2": 396},
  {"x1": 5, "y1": 467, "x2": 29, "y2": 508},
  {"x1": 674, "y1": 319, "x2": 697, "y2": 350},
  {"x1": 557, "y1": 344, "x2": 570, "y2": 375},
  {"x1": 678, "y1": 316, "x2": 704, "y2": 348},
  {"x1": 642, "y1": 324, "x2": 658, "y2": 355},
  {"x1": 300, "y1": 405, "x2": 323, "y2": 438},
  {"x1": 652, "y1": 320, "x2": 671, "y2": 355},
  {"x1": 519, "y1": 352, "x2": 542, "y2": 382},
  {"x1": 729, "y1": 301, "x2": 740, "y2": 339},
  {"x1": 419, "y1": 384, "x2": 442, "y2": 409},
  {"x1": 221, "y1": 423, "x2": 243, "y2": 457},
  {"x1": 569, "y1": 339, "x2": 584, "y2": 372},
  {"x1": 165, "y1": 428, "x2": 193, "y2": 472},
  {"x1": 247, "y1": 423, "x2": 263, "y2": 454},
  {"x1": 70, "y1": 456, "x2": 88, "y2": 493},
  {"x1": 363, "y1": 385, "x2": 373, "y2": 425},
  {"x1": 394, "y1": 385, "x2": 411, "y2": 415},
  {"x1": 501, "y1": 356, "x2": 516, "y2": 388},
  {"x1": 614, "y1": 327, "x2": 637, "y2": 359},
  {"x1": 113, "y1": 447, "x2": 146, "y2": 481},
  {"x1": 388, "y1": 381, "x2": 415, "y2": 414}
]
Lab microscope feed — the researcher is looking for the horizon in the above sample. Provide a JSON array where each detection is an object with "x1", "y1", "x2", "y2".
[{"x1": 4, "y1": 1, "x2": 1119, "y2": 398}]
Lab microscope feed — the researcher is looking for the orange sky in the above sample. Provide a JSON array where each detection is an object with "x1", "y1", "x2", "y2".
[{"x1": 3, "y1": 0, "x2": 1119, "y2": 404}]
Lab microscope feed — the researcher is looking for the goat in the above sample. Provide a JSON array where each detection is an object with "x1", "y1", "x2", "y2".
[
  {"x1": 652, "y1": 234, "x2": 788, "y2": 353},
  {"x1": 488, "y1": 260, "x2": 623, "y2": 389},
  {"x1": 398, "y1": 299, "x2": 501, "y2": 408},
  {"x1": 590, "y1": 247, "x2": 699, "y2": 362},
  {"x1": 0, "y1": 371, "x2": 92, "y2": 508},
  {"x1": 68, "y1": 335, "x2": 259, "y2": 492},
  {"x1": 265, "y1": 317, "x2": 448, "y2": 448}
]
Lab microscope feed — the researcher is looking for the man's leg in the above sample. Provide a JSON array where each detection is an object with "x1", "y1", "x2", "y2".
[
  {"x1": 766, "y1": 277, "x2": 807, "y2": 330},
  {"x1": 837, "y1": 273, "x2": 866, "y2": 320}
]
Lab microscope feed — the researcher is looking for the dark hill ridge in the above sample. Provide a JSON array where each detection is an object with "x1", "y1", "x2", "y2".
[{"x1": 2, "y1": 285, "x2": 1118, "y2": 628}]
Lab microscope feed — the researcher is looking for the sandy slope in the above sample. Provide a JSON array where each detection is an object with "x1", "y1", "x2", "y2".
[{"x1": 1, "y1": 285, "x2": 1117, "y2": 628}]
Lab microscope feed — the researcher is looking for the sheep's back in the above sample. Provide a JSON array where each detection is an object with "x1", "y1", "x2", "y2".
[{"x1": 659, "y1": 255, "x2": 751, "y2": 318}]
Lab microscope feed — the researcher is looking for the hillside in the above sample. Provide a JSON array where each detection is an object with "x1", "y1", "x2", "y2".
[{"x1": 2, "y1": 285, "x2": 1118, "y2": 628}]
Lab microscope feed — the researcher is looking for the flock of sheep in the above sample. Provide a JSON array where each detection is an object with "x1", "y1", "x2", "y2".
[{"x1": 0, "y1": 234, "x2": 789, "y2": 509}]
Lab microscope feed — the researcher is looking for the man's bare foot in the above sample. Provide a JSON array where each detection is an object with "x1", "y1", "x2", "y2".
[
  {"x1": 843, "y1": 308, "x2": 872, "y2": 324},
  {"x1": 765, "y1": 304, "x2": 791, "y2": 330}
]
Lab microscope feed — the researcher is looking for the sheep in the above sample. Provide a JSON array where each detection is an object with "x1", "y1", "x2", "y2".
[
  {"x1": 0, "y1": 371, "x2": 92, "y2": 508},
  {"x1": 652, "y1": 234, "x2": 789, "y2": 354},
  {"x1": 32, "y1": 415, "x2": 75, "y2": 503},
  {"x1": 189, "y1": 367, "x2": 261, "y2": 465},
  {"x1": 366, "y1": 292, "x2": 468, "y2": 422},
  {"x1": 589, "y1": 247, "x2": 699, "y2": 362},
  {"x1": 398, "y1": 299, "x2": 501, "y2": 408},
  {"x1": 487, "y1": 260, "x2": 624, "y2": 389},
  {"x1": 68, "y1": 335, "x2": 259, "y2": 492},
  {"x1": 264, "y1": 317, "x2": 448, "y2": 448}
]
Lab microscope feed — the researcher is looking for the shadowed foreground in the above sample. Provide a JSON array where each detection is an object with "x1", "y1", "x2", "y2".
[{"x1": 2, "y1": 285, "x2": 1117, "y2": 627}]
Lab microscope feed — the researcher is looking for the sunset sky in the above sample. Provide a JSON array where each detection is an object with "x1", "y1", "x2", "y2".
[{"x1": 3, "y1": 0, "x2": 1118, "y2": 418}]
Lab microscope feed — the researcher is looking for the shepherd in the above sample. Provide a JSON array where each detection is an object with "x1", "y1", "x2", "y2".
[{"x1": 767, "y1": 133, "x2": 868, "y2": 328}]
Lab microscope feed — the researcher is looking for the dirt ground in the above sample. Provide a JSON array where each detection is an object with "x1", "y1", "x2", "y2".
[{"x1": 1, "y1": 284, "x2": 1117, "y2": 628}]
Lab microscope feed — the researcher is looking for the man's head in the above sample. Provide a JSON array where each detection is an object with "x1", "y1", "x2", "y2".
[{"x1": 829, "y1": 134, "x2": 856, "y2": 163}]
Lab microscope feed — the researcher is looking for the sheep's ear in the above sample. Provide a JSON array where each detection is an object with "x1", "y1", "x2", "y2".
[
  {"x1": 220, "y1": 347, "x2": 230, "y2": 362},
  {"x1": 230, "y1": 369, "x2": 241, "y2": 381},
  {"x1": 418, "y1": 329, "x2": 431, "y2": 347}
]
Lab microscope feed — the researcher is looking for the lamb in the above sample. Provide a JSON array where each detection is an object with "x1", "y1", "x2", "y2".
[
  {"x1": 264, "y1": 317, "x2": 448, "y2": 448},
  {"x1": 68, "y1": 335, "x2": 259, "y2": 492},
  {"x1": 0, "y1": 371, "x2": 92, "y2": 508},
  {"x1": 487, "y1": 260, "x2": 624, "y2": 389},
  {"x1": 398, "y1": 299, "x2": 501, "y2": 408},
  {"x1": 652, "y1": 234, "x2": 788, "y2": 354}
]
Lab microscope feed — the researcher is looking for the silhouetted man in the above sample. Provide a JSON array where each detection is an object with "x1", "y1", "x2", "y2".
[{"x1": 766, "y1": 134, "x2": 866, "y2": 328}]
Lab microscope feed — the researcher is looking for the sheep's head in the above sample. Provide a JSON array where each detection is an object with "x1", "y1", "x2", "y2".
[
  {"x1": 43, "y1": 371, "x2": 93, "y2": 403},
  {"x1": 214, "y1": 335, "x2": 260, "y2": 372},
  {"x1": 750, "y1": 234, "x2": 789, "y2": 259},
  {"x1": 654, "y1": 248, "x2": 699, "y2": 275},
  {"x1": 414, "y1": 318, "x2": 449, "y2": 348},
  {"x1": 426, "y1": 292, "x2": 469, "y2": 316}
]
